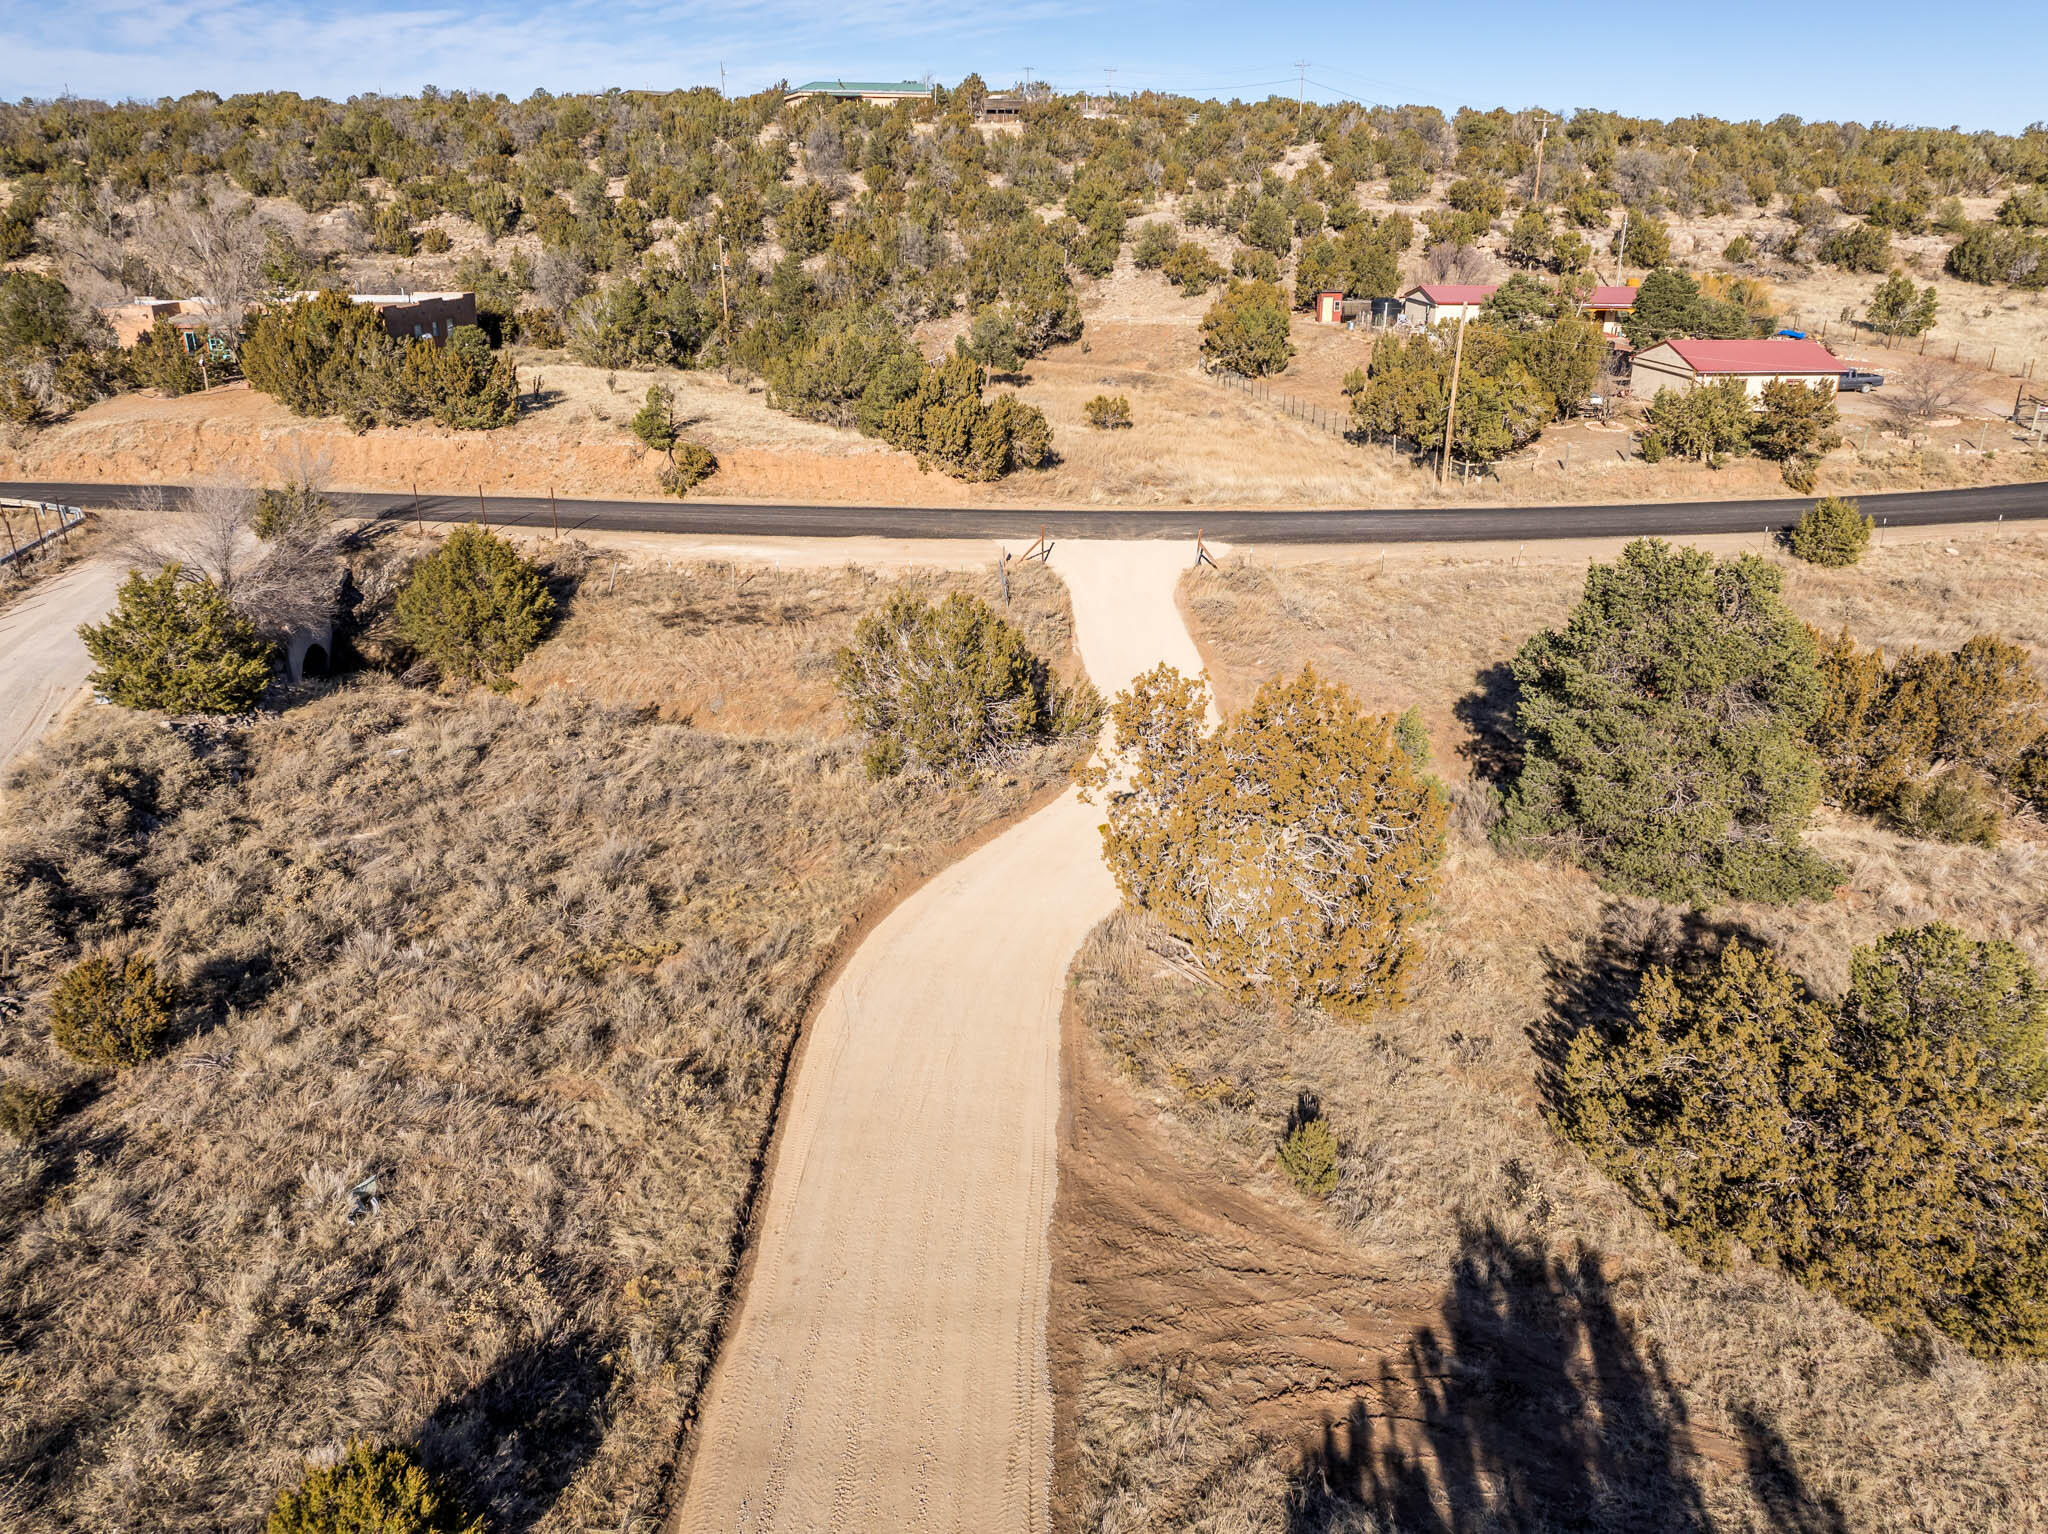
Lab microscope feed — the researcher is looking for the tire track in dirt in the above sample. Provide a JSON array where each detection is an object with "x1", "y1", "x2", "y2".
[
  {"x1": 1047, "y1": 959, "x2": 1750, "y2": 1532},
  {"x1": 672, "y1": 542, "x2": 1211, "y2": 1534}
]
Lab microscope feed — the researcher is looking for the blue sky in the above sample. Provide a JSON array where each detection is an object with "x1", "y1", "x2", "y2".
[{"x1": 3, "y1": 0, "x2": 2041, "y2": 133}]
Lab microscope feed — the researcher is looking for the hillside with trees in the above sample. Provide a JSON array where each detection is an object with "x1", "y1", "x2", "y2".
[{"x1": 2, "y1": 86, "x2": 2046, "y2": 502}]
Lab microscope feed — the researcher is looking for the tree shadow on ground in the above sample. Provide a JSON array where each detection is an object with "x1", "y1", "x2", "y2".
[
  {"x1": 1285, "y1": 1221, "x2": 1830, "y2": 1533},
  {"x1": 1451, "y1": 662, "x2": 1521, "y2": 789},
  {"x1": 419, "y1": 1325, "x2": 615, "y2": 1533}
]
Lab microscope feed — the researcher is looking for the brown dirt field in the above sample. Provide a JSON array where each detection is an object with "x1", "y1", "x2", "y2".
[{"x1": 1050, "y1": 531, "x2": 2048, "y2": 1532}]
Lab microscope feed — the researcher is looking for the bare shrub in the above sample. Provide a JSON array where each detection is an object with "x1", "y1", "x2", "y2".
[
  {"x1": 1423, "y1": 240, "x2": 1489, "y2": 284},
  {"x1": 1887, "y1": 360, "x2": 1975, "y2": 433},
  {"x1": 117, "y1": 480, "x2": 344, "y2": 641}
]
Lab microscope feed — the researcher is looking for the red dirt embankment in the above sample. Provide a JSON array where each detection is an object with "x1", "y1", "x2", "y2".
[{"x1": 0, "y1": 377, "x2": 1011, "y2": 508}]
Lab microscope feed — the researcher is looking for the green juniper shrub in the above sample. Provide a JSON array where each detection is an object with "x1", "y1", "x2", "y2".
[
  {"x1": 1888, "y1": 767, "x2": 2002, "y2": 847},
  {"x1": 1162, "y1": 241, "x2": 1227, "y2": 295},
  {"x1": 660, "y1": 442, "x2": 719, "y2": 496},
  {"x1": 1393, "y1": 704, "x2": 1432, "y2": 768},
  {"x1": 1277, "y1": 1110, "x2": 1340, "y2": 1198},
  {"x1": 1554, "y1": 923, "x2": 2048, "y2": 1360},
  {"x1": 0, "y1": 1080, "x2": 61, "y2": 1142},
  {"x1": 127, "y1": 320, "x2": 207, "y2": 395},
  {"x1": 1812, "y1": 629, "x2": 2047, "y2": 840},
  {"x1": 834, "y1": 591, "x2": 1101, "y2": 779},
  {"x1": 400, "y1": 324, "x2": 517, "y2": 429},
  {"x1": 49, "y1": 954, "x2": 177, "y2": 1069},
  {"x1": 1083, "y1": 394, "x2": 1132, "y2": 429},
  {"x1": 80, "y1": 566, "x2": 275, "y2": 714},
  {"x1": 1820, "y1": 220, "x2": 1891, "y2": 272},
  {"x1": 393, "y1": 525, "x2": 556, "y2": 688},
  {"x1": 1786, "y1": 495, "x2": 1873, "y2": 566},
  {"x1": 266, "y1": 1442, "x2": 481, "y2": 1534},
  {"x1": 1199, "y1": 279, "x2": 1293, "y2": 376},
  {"x1": 1498, "y1": 539, "x2": 1837, "y2": 904}
]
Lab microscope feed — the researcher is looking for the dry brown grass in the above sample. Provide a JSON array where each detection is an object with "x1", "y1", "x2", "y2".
[
  {"x1": 514, "y1": 555, "x2": 1080, "y2": 736},
  {"x1": 0, "y1": 563, "x2": 1087, "y2": 1532},
  {"x1": 1057, "y1": 532, "x2": 2048, "y2": 1530}
]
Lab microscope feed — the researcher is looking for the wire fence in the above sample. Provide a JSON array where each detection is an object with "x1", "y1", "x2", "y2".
[
  {"x1": 1211, "y1": 368, "x2": 1508, "y2": 477},
  {"x1": 1799, "y1": 315, "x2": 2040, "y2": 380}
]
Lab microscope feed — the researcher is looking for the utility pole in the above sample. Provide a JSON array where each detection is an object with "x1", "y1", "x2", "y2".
[
  {"x1": 1295, "y1": 59, "x2": 1309, "y2": 122},
  {"x1": 1531, "y1": 115, "x2": 1549, "y2": 205},
  {"x1": 1104, "y1": 67, "x2": 1115, "y2": 108},
  {"x1": 1614, "y1": 206, "x2": 1629, "y2": 286},
  {"x1": 1439, "y1": 309, "x2": 1468, "y2": 487},
  {"x1": 719, "y1": 62, "x2": 726, "y2": 99},
  {"x1": 716, "y1": 231, "x2": 733, "y2": 377}
]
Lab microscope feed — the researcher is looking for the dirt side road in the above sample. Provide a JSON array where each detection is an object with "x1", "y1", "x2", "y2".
[
  {"x1": 672, "y1": 542, "x2": 1208, "y2": 1534},
  {"x1": 0, "y1": 558, "x2": 122, "y2": 775}
]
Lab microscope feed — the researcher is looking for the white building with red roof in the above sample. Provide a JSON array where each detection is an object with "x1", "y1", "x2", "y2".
[
  {"x1": 1401, "y1": 283, "x2": 1498, "y2": 326},
  {"x1": 1579, "y1": 284, "x2": 1638, "y2": 333},
  {"x1": 1628, "y1": 336, "x2": 1847, "y2": 398}
]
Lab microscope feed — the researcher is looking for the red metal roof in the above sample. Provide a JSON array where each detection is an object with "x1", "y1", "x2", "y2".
[
  {"x1": 1405, "y1": 283, "x2": 1499, "y2": 305},
  {"x1": 1584, "y1": 285, "x2": 1637, "y2": 309},
  {"x1": 1654, "y1": 336, "x2": 1845, "y2": 375}
]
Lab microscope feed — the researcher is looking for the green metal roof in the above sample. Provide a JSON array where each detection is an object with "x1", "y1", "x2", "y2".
[{"x1": 790, "y1": 80, "x2": 931, "y2": 94}]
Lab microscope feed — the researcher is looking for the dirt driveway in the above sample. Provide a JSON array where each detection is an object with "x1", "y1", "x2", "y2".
[
  {"x1": 672, "y1": 541, "x2": 1211, "y2": 1534},
  {"x1": 0, "y1": 558, "x2": 122, "y2": 775}
]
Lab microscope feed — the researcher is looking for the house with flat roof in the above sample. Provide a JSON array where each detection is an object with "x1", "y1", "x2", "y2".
[
  {"x1": 785, "y1": 80, "x2": 934, "y2": 105},
  {"x1": 1401, "y1": 283, "x2": 1498, "y2": 326},
  {"x1": 100, "y1": 291, "x2": 477, "y2": 350},
  {"x1": 1628, "y1": 336, "x2": 1846, "y2": 398}
]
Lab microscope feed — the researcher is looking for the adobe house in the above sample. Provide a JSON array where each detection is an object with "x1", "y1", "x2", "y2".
[
  {"x1": 1628, "y1": 336, "x2": 1846, "y2": 398},
  {"x1": 100, "y1": 291, "x2": 477, "y2": 350}
]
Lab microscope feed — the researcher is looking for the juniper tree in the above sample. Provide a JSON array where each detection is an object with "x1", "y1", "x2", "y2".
[
  {"x1": 1498, "y1": 539, "x2": 1837, "y2": 904},
  {"x1": 49, "y1": 954, "x2": 177, "y2": 1069},
  {"x1": 266, "y1": 1442, "x2": 481, "y2": 1534},
  {"x1": 1199, "y1": 279, "x2": 1293, "y2": 376},
  {"x1": 1554, "y1": 927, "x2": 2048, "y2": 1358},
  {"x1": 80, "y1": 566, "x2": 275, "y2": 714},
  {"x1": 1786, "y1": 495, "x2": 1872, "y2": 566},
  {"x1": 393, "y1": 525, "x2": 555, "y2": 688},
  {"x1": 1096, "y1": 665, "x2": 1447, "y2": 1018},
  {"x1": 834, "y1": 591, "x2": 1099, "y2": 778}
]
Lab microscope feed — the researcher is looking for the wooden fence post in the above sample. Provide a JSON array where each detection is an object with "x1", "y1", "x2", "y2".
[
  {"x1": 549, "y1": 485, "x2": 558, "y2": 535},
  {"x1": 477, "y1": 485, "x2": 487, "y2": 528},
  {"x1": 0, "y1": 505, "x2": 17, "y2": 561}
]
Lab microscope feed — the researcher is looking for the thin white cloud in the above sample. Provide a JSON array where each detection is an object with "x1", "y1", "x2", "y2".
[{"x1": 0, "y1": 0, "x2": 1092, "y2": 100}]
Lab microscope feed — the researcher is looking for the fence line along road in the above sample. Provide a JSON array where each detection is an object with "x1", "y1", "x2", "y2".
[
  {"x1": 0, "y1": 499, "x2": 85, "y2": 565},
  {"x1": 5, "y1": 479, "x2": 2048, "y2": 547}
]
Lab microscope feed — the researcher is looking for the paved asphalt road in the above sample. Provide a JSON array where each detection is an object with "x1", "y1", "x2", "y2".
[{"x1": 5, "y1": 477, "x2": 2047, "y2": 544}]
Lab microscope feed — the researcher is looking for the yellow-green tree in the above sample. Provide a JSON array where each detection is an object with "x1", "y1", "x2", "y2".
[
  {"x1": 1098, "y1": 665, "x2": 1446, "y2": 1018},
  {"x1": 1555, "y1": 925, "x2": 2048, "y2": 1359},
  {"x1": 267, "y1": 1441, "x2": 480, "y2": 1534}
]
